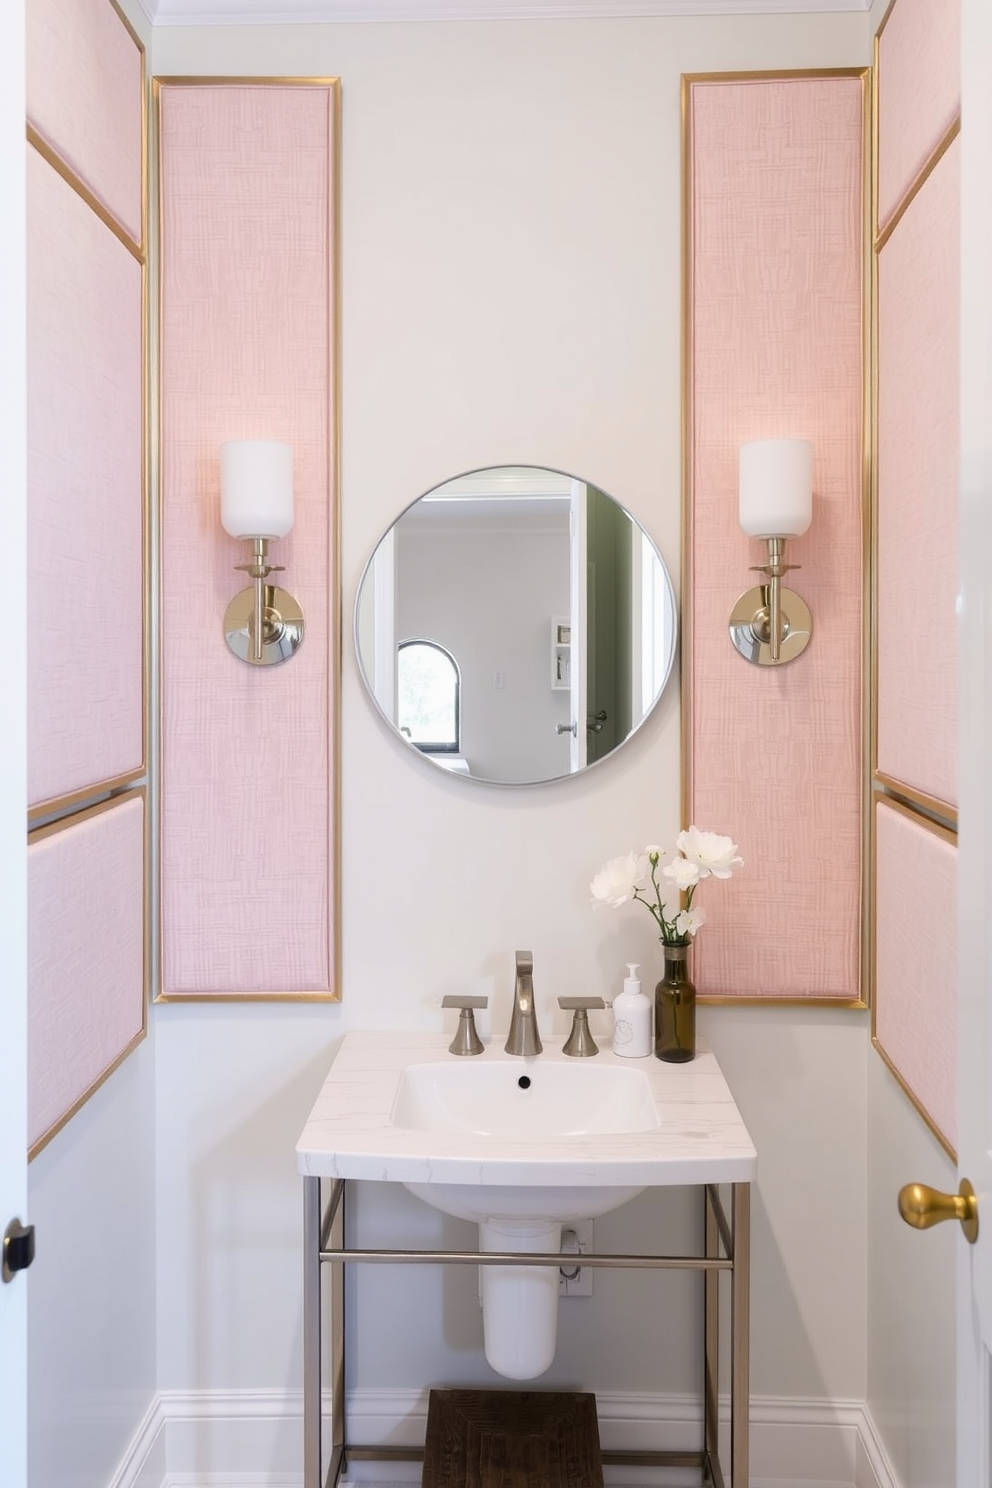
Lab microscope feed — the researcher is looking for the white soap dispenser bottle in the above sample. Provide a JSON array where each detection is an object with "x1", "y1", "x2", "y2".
[{"x1": 612, "y1": 963, "x2": 652, "y2": 1058}]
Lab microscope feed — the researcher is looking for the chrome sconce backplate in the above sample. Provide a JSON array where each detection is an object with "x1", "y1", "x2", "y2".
[
  {"x1": 728, "y1": 583, "x2": 812, "y2": 667},
  {"x1": 224, "y1": 582, "x2": 305, "y2": 666}
]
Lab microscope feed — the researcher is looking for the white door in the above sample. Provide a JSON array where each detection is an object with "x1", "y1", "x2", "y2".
[
  {"x1": 0, "y1": 1, "x2": 29, "y2": 1484},
  {"x1": 568, "y1": 481, "x2": 588, "y2": 772},
  {"x1": 956, "y1": 1, "x2": 992, "y2": 1479}
]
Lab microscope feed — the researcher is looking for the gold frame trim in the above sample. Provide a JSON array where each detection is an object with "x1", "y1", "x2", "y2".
[
  {"x1": 869, "y1": 0, "x2": 959, "y2": 881},
  {"x1": 30, "y1": 771, "x2": 146, "y2": 828},
  {"x1": 873, "y1": 772, "x2": 957, "y2": 833},
  {"x1": 26, "y1": 24, "x2": 149, "y2": 834},
  {"x1": 874, "y1": 0, "x2": 899, "y2": 43},
  {"x1": 25, "y1": 0, "x2": 145, "y2": 258},
  {"x1": 875, "y1": 115, "x2": 961, "y2": 253},
  {"x1": 866, "y1": 0, "x2": 960, "y2": 1148},
  {"x1": 873, "y1": 0, "x2": 960, "y2": 248},
  {"x1": 681, "y1": 68, "x2": 870, "y2": 1009},
  {"x1": 106, "y1": 0, "x2": 145, "y2": 58},
  {"x1": 858, "y1": 64, "x2": 876, "y2": 1017},
  {"x1": 151, "y1": 76, "x2": 342, "y2": 1004},
  {"x1": 869, "y1": 791, "x2": 956, "y2": 1161},
  {"x1": 26, "y1": 125, "x2": 144, "y2": 263},
  {"x1": 27, "y1": 788, "x2": 149, "y2": 1162}
]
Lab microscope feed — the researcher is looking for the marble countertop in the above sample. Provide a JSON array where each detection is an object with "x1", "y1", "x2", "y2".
[{"x1": 296, "y1": 1032, "x2": 757, "y2": 1187}]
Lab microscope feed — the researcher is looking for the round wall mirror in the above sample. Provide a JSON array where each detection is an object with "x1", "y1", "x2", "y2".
[{"x1": 354, "y1": 465, "x2": 678, "y2": 785}]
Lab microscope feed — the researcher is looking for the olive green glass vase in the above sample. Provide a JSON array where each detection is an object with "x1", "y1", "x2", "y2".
[{"x1": 654, "y1": 939, "x2": 696, "y2": 1063}]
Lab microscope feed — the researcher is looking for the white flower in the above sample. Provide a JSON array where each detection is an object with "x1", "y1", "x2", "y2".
[
  {"x1": 674, "y1": 906, "x2": 706, "y2": 938},
  {"x1": 662, "y1": 855, "x2": 701, "y2": 891},
  {"x1": 590, "y1": 826, "x2": 740, "y2": 946},
  {"x1": 676, "y1": 827, "x2": 743, "y2": 880},
  {"x1": 590, "y1": 853, "x2": 647, "y2": 909}
]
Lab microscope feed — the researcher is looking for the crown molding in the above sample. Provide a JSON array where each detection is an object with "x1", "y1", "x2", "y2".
[{"x1": 140, "y1": 0, "x2": 870, "y2": 26}]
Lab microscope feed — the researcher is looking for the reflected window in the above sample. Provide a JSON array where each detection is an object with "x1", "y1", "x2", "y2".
[{"x1": 397, "y1": 640, "x2": 460, "y2": 753}]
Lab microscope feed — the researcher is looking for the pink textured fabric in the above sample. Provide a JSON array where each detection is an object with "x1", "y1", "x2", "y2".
[
  {"x1": 874, "y1": 801, "x2": 956, "y2": 1152},
  {"x1": 159, "y1": 85, "x2": 335, "y2": 998},
  {"x1": 26, "y1": 0, "x2": 143, "y2": 245},
  {"x1": 27, "y1": 147, "x2": 144, "y2": 809},
  {"x1": 877, "y1": 0, "x2": 960, "y2": 233},
  {"x1": 877, "y1": 141, "x2": 959, "y2": 809},
  {"x1": 687, "y1": 78, "x2": 864, "y2": 1000},
  {"x1": 28, "y1": 794, "x2": 145, "y2": 1155}
]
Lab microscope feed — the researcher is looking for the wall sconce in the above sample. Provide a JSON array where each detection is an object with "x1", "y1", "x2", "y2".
[
  {"x1": 729, "y1": 438, "x2": 813, "y2": 666},
  {"x1": 221, "y1": 440, "x2": 305, "y2": 666}
]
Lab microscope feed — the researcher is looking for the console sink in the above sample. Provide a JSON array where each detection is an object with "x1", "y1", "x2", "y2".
[
  {"x1": 391, "y1": 1058, "x2": 661, "y2": 1137},
  {"x1": 297, "y1": 1032, "x2": 756, "y2": 1381},
  {"x1": 296, "y1": 1032, "x2": 756, "y2": 1189}
]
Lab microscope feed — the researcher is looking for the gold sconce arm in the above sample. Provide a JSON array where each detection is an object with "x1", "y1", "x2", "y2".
[
  {"x1": 729, "y1": 536, "x2": 812, "y2": 668},
  {"x1": 224, "y1": 535, "x2": 304, "y2": 667}
]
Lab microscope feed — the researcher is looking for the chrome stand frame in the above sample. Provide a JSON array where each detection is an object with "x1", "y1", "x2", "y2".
[{"x1": 302, "y1": 1177, "x2": 749, "y2": 1488}]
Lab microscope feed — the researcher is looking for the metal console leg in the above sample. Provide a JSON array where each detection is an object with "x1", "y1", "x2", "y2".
[
  {"x1": 329, "y1": 1183, "x2": 346, "y2": 1482},
  {"x1": 304, "y1": 1176, "x2": 322, "y2": 1488},
  {"x1": 704, "y1": 1187, "x2": 720, "y2": 1481},
  {"x1": 731, "y1": 1183, "x2": 751, "y2": 1488}
]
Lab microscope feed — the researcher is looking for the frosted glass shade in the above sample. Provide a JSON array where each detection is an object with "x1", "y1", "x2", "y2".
[
  {"x1": 739, "y1": 439, "x2": 813, "y2": 539},
  {"x1": 220, "y1": 440, "x2": 294, "y2": 539}
]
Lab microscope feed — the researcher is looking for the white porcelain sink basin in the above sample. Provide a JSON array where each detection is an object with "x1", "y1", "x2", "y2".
[
  {"x1": 390, "y1": 1058, "x2": 661, "y2": 1138},
  {"x1": 296, "y1": 1032, "x2": 756, "y2": 1190}
]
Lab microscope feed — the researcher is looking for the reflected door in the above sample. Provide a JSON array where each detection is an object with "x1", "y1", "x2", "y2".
[{"x1": 568, "y1": 480, "x2": 587, "y2": 773}]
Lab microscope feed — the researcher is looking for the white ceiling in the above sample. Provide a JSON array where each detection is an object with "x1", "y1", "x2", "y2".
[{"x1": 140, "y1": 0, "x2": 869, "y2": 26}]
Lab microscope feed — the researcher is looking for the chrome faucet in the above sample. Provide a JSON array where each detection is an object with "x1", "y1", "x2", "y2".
[{"x1": 504, "y1": 950, "x2": 542, "y2": 1057}]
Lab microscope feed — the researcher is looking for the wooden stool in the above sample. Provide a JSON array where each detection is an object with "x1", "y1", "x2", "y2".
[{"x1": 422, "y1": 1389, "x2": 604, "y2": 1488}]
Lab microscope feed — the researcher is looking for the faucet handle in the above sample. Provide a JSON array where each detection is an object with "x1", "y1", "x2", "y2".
[
  {"x1": 558, "y1": 997, "x2": 606, "y2": 1058},
  {"x1": 441, "y1": 995, "x2": 487, "y2": 1057}
]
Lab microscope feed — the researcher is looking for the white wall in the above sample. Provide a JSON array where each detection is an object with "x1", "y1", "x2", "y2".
[{"x1": 148, "y1": 8, "x2": 877, "y2": 1432}]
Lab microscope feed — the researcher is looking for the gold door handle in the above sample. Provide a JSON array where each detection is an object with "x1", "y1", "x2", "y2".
[{"x1": 898, "y1": 1179, "x2": 978, "y2": 1244}]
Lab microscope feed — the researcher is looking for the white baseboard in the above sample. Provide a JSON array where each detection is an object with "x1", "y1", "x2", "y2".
[{"x1": 110, "y1": 1386, "x2": 899, "y2": 1488}]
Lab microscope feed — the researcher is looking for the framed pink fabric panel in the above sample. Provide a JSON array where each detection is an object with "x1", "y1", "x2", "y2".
[
  {"x1": 26, "y1": 145, "x2": 144, "y2": 814},
  {"x1": 157, "y1": 81, "x2": 340, "y2": 1000},
  {"x1": 876, "y1": 0, "x2": 960, "y2": 235},
  {"x1": 27, "y1": 792, "x2": 146, "y2": 1158},
  {"x1": 685, "y1": 75, "x2": 866, "y2": 1001},
  {"x1": 873, "y1": 796, "x2": 956, "y2": 1155},
  {"x1": 876, "y1": 140, "x2": 959, "y2": 812},
  {"x1": 26, "y1": 0, "x2": 143, "y2": 246}
]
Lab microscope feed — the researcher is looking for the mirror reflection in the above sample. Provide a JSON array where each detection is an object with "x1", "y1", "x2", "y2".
[{"x1": 355, "y1": 466, "x2": 678, "y2": 785}]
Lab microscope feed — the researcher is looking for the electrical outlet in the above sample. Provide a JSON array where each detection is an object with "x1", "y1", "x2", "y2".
[{"x1": 558, "y1": 1220, "x2": 594, "y2": 1297}]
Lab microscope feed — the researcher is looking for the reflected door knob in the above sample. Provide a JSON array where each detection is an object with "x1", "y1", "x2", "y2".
[{"x1": 898, "y1": 1179, "x2": 978, "y2": 1244}]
